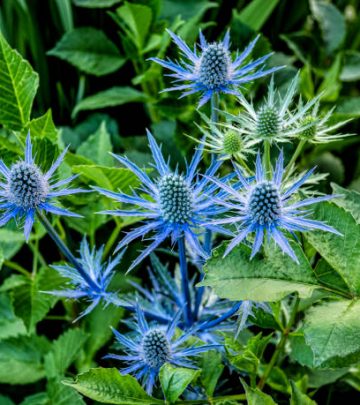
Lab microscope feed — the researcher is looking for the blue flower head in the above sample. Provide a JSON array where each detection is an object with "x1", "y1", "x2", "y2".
[
  {"x1": 0, "y1": 133, "x2": 85, "y2": 241},
  {"x1": 150, "y1": 29, "x2": 283, "y2": 106},
  {"x1": 211, "y1": 152, "x2": 341, "y2": 263},
  {"x1": 104, "y1": 305, "x2": 220, "y2": 394},
  {"x1": 95, "y1": 130, "x2": 230, "y2": 272},
  {"x1": 45, "y1": 238, "x2": 124, "y2": 320}
]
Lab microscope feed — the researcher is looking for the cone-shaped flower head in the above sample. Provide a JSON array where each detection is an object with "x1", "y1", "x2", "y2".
[
  {"x1": 150, "y1": 30, "x2": 283, "y2": 107},
  {"x1": 0, "y1": 133, "x2": 85, "y2": 240},
  {"x1": 104, "y1": 305, "x2": 220, "y2": 394},
  {"x1": 194, "y1": 112, "x2": 257, "y2": 161},
  {"x1": 95, "y1": 130, "x2": 231, "y2": 272},
  {"x1": 297, "y1": 101, "x2": 354, "y2": 143},
  {"x1": 45, "y1": 238, "x2": 124, "y2": 320},
  {"x1": 210, "y1": 152, "x2": 341, "y2": 263},
  {"x1": 225, "y1": 74, "x2": 321, "y2": 144}
]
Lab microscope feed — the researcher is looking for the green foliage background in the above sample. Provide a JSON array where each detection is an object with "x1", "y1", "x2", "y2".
[{"x1": 1, "y1": 0, "x2": 360, "y2": 404}]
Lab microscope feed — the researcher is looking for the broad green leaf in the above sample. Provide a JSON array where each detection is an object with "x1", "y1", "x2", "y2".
[
  {"x1": 28, "y1": 109, "x2": 58, "y2": 142},
  {"x1": 303, "y1": 299, "x2": 360, "y2": 367},
  {"x1": 340, "y1": 51, "x2": 360, "y2": 82},
  {"x1": 72, "y1": 165, "x2": 139, "y2": 192},
  {"x1": 200, "y1": 351, "x2": 224, "y2": 397},
  {"x1": 236, "y1": 0, "x2": 279, "y2": 31},
  {"x1": 45, "y1": 329, "x2": 88, "y2": 378},
  {"x1": 159, "y1": 364, "x2": 200, "y2": 403},
  {"x1": 20, "y1": 393, "x2": 49, "y2": 405},
  {"x1": 241, "y1": 379, "x2": 277, "y2": 404},
  {"x1": 0, "y1": 293, "x2": 26, "y2": 340},
  {"x1": 305, "y1": 202, "x2": 360, "y2": 295},
  {"x1": 64, "y1": 368, "x2": 162, "y2": 404},
  {"x1": 290, "y1": 381, "x2": 316, "y2": 405},
  {"x1": 116, "y1": 2, "x2": 152, "y2": 50},
  {"x1": 0, "y1": 228, "x2": 27, "y2": 259},
  {"x1": 73, "y1": 0, "x2": 121, "y2": 8},
  {"x1": 0, "y1": 31, "x2": 39, "y2": 130},
  {"x1": 48, "y1": 28, "x2": 125, "y2": 76},
  {"x1": 0, "y1": 335, "x2": 50, "y2": 384},
  {"x1": 335, "y1": 97, "x2": 360, "y2": 119},
  {"x1": 200, "y1": 243, "x2": 322, "y2": 302},
  {"x1": 77, "y1": 122, "x2": 113, "y2": 166},
  {"x1": 12, "y1": 267, "x2": 64, "y2": 333},
  {"x1": 47, "y1": 378, "x2": 85, "y2": 405},
  {"x1": 331, "y1": 183, "x2": 360, "y2": 225},
  {"x1": 84, "y1": 304, "x2": 124, "y2": 367},
  {"x1": 317, "y1": 54, "x2": 341, "y2": 102},
  {"x1": 0, "y1": 395, "x2": 15, "y2": 405},
  {"x1": 72, "y1": 86, "x2": 147, "y2": 117},
  {"x1": 310, "y1": 0, "x2": 345, "y2": 53}
]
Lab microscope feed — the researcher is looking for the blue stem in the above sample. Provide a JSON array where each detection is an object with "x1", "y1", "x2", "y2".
[
  {"x1": 36, "y1": 210, "x2": 100, "y2": 293},
  {"x1": 198, "y1": 301, "x2": 242, "y2": 331},
  {"x1": 178, "y1": 236, "x2": 193, "y2": 326}
]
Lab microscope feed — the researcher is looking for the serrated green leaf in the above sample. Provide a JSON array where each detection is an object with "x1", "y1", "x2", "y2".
[
  {"x1": 331, "y1": 183, "x2": 360, "y2": 225},
  {"x1": 48, "y1": 28, "x2": 125, "y2": 76},
  {"x1": 72, "y1": 164, "x2": 139, "y2": 191},
  {"x1": 45, "y1": 328, "x2": 88, "y2": 378},
  {"x1": 303, "y1": 299, "x2": 360, "y2": 367},
  {"x1": 160, "y1": 364, "x2": 200, "y2": 403},
  {"x1": 0, "y1": 31, "x2": 39, "y2": 130},
  {"x1": 64, "y1": 368, "x2": 162, "y2": 404},
  {"x1": 77, "y1": 122, "x2": 113, "y2": 166},
  {"x1": 72, "y1": 86, "x2": 147, "y2": 117},
  {"x1": 0, "y1": 335, "x2": 49, "y2": 384},
  {"x1": 12, "y1": 267, "x2": 64, "y2": 333},
  {"x1": 290, "y1": 381, "x2": 316, "y2": 405},
  {"x1": 116, "y1": 2, "x2": 152, "y2": 50},
  {"x1": 28, "y1": 109, "x2": 58, "y2": 142},
  {"x1": 305, "y1": 202, "x2": 360, "y2": 296},
  {"x1": 200, "y1": 243, "x2": 321, "y2": 302}
]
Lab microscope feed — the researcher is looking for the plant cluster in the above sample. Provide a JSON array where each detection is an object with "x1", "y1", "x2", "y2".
[{"x1": 1, "y1": 1, "x2": 360, "y2": 404}]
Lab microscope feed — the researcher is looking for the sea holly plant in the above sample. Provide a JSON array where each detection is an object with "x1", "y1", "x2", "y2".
[{"x1": 1, "y1": 2, "x2": 360, "y2": 405}]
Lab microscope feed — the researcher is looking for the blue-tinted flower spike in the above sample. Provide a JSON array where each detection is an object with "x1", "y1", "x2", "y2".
[
  {"x1": 209, "y1": 152, "x2": 342, "y2": 263},
  {"x1": 44, "y1": 238, "x2": 125, "y2": 320},
  {"x1": 225, "y1": 73, "x2": 320, "y2": 144},
  {"x1": 95, "y1": 130, "x2": 231, "y2": 272},
  {"x1": 0, "y1": 133, "x2": 85, "y2": 241},
  {"x1": 104, "y1": 305, "x2": 220, "y2": 394},
  {"x1": 150, "y1": 29, "x2": 283, "y2": 107}
]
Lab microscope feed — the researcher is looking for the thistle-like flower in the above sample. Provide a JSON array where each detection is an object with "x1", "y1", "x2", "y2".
[
  {"x1": 0, "y1": 133, "x2": 84, "y2": 241},
  {"x1": 45, "y1": 238, "x2": 124, "y2": 320},
  {"x1": 150, "y1": 30, "x2": 283, "y2": 107},
  {"x1": 95, "y1": 130, "x2": 230, "y2": 272},
  {"x1": 297, "y1": 102, "x2": 353, "y2": 143},
  {"x1": 226, "y1": 75, "x2": 319, "y2": 144},
  {"x1": 210, "y1": 152, "x2": 341, "y2": 263},
  {"x1": 105, "y1": 305, "x2": 220, "y2": 394},
  {"x1": 193, "y1": 113, "x2": 257, "y2": 161}
]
